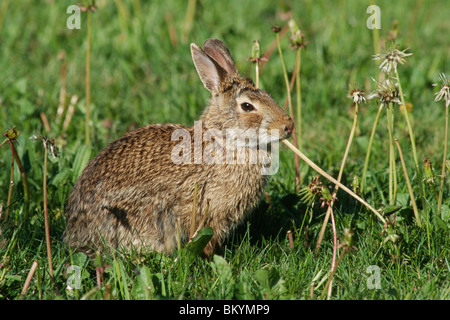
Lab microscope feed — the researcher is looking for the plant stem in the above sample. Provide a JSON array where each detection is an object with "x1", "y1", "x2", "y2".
[
  {"x1": 276, "y1": 33, "x2": 294, "y2": 126},
  {"x1": 337, "y1": 102, "x2": 359, "y2": 185},
  {"x1": 370, "y1": 0, "x2": 380, "y2": 55},
  {"x1": 5, "y1": 148, "x2": 14, "y2": 222},
  {"x1": 276, "y1": 32, "x2": 301, "y2": 185},
  {"x1": 10, "y1": 142, "x2": 30, "y2": 218},
  {"x1": 43, "y1": 148, "x2": 54, "y2": 283},
  {"x1": 396, "y1": 69, "x2": 427, "y2": 213},
  {"x1": 19, "y1": 260, "x2": 39, "y2": 299},
  {"x1": 190, "y1": 182, "x2": 198, "y2": 239},
  {"x1": 295, "y1": 48, "x2": 302, "y2": 151},
  {"x1": 437, "y1": 104, "x2": 448, "y2": 217},
  {"x1": 386, "y1": 103, "x2": 397, "y2": 205},
  {"x1": 193, "y1": 200, "x2": 209, "y2": 238},
  {"x1": 321, "y1": 247, "x2": 348, "y2": 300},
  {"x1": 85, "y1": 9, "x2": 91, "y2": 146},
  {"x1": 315, "y1": 103, "x2": 360, "y2": 254},
  {"x1": 255, "y1": 61, "x2": 259, "y2": 89},
  {"x1": 0, "y1": 0, "x2": 10, "y2": 36},
  {"x1": 182, "y1": 0, "x2": 196, "y2": 43},
  {"x1": 327, "y1": 206, "x2": 337, "y2": 299},
  {"x1": 361, "y1": 103, "x2": 384, "y2": 193},
  {"x1": 395, "y1": 139, "x2": 422, "y2": 228},
  {"x1": 396, "y1": 70, "x2": 419, "y2": 171},
  {"x1": 0, "y1": 138, "x2": 7, "y2": 148},
  {"x1": 282, "y1": 139, "x2": 386, "y2": 224},
  {"x1": 176, "y1": 218, "x2": 181, "y2": 250}
]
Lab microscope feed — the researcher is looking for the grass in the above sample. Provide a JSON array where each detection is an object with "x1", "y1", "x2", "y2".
[{"x1": 1, "y1": 0, "x2": 449, "y2": 301}]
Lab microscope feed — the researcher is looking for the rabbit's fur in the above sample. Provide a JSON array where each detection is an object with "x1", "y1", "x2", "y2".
[{"x1": 63, "y1": 39, "x2": 294, "y2": 257}]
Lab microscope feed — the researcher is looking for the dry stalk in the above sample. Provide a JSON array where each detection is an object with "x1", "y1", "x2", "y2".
[
  {"x1": 19, "y1": 260, "x2": 39, "y2": 299},
  {"x1": 282, "y1": 139, "x2": 386, "y2": 224}
]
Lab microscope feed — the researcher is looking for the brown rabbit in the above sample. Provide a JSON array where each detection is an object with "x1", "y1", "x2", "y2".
[{"x1": 63, "y1": 39, "x2": 294, "y2": 257}]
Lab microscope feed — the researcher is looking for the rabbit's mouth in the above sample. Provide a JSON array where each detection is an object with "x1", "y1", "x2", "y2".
[
  {"x1": 223, "y1": 128, "x2": 285, "y2": 149},
  {"x1": 282, "y1": 120, "x2": 294, "y2": 139},
  {"x1": 260, "y1": 116, "x2": 294, "y2": 141},
  {"x1": 257, "y1": 128, "x2": 288, "y2": 145},
  {"x1": 276, "y1": 114, "x2": 295, "y2": 140}
]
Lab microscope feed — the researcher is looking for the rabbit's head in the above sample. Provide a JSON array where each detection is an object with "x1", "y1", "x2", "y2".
[{"x1": 191, "y1": 39, "x2": 293, "y2": 147}]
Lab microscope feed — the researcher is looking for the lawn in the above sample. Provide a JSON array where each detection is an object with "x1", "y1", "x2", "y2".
[{"x1": 0, "y1": 0, "x2": 449, "y2": 302}]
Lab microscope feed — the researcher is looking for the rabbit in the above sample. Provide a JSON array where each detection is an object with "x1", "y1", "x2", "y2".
[{"x1": 63, "y1": 39, "x2": 294, "y2": 258}]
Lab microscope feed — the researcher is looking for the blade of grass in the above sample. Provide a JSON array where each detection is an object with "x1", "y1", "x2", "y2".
[
  {"x1": 189, "y1": 182, "x2": 198, "y2": 239},
  {"x1": 176, "y1": 218, "x2": 181, "y2": 251},
  {"x1": 113, "y1": 254, "x2": 130, "y2": 299}
]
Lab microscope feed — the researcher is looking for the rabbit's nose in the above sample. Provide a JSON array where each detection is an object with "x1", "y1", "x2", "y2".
[
  {"x1": 282, "y1": 118, "x2": 294, "y2": 137},
  {"x1": 284, "y1": 124, "x2": 292, "y2": 135}
]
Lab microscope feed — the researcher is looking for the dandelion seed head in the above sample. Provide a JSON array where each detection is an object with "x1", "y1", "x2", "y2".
[
  {"x1": 348, "y1": 88, "x2": 366, "y2": 104},
  {"x1": 368, "y1": 78, "x2": 402, "y2": 105},
  {"x1": 433, "y1": 73, "x2": 450, "y2": 107},
  {"x1": 30, "y1": 133, "x2": 60, "y2": 158},
  {"x1": 373, "y1": 47, "x2": 413, "y2": 74}
]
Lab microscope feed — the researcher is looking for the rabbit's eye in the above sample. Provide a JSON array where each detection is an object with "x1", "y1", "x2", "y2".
[{"x1": 240, "y1": 102, "x2": 255, "y2": 112}]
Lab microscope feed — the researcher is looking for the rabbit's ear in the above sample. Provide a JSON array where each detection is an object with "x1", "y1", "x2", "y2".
[
  {"x1": 191, "y1": 43, "x2": 227, "y2": 93},
  {"x1": 202, "y1": 39, "x2": 238, "y2": 76}
]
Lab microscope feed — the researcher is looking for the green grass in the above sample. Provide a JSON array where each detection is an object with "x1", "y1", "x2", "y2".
[{"x1": 1, "y1": 0, "x2": 449, "y2": 301}]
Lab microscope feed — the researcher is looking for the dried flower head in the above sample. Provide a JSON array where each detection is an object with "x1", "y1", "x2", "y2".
[
  {"x1": 367, "y1": 78, "x2": 401, "y2": 105},
  {"x1": 307, "y1": 175, "x2": 325, "y2": 196},
  {"x1": 433, "y1": 73, "x2": 450, "y2": 107},
  {"x1": 347, "y1": 88, "x2": 366, "y2": 104},
  {"x1": 78, "y1": 2, "x2": 97, "y2": 12},
  {"x1": 299, "y1": 175, "x2": 324, "y2": 206},
  {"x1": 373, "y1": 47, "x2": 413, "y2": 74},
  {"x1": 271, "y1": 26, "x2": 282, "y2": 33},
  {"x1": 30, "y1": 134, "x2": 60, "y2": 158}
]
